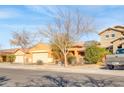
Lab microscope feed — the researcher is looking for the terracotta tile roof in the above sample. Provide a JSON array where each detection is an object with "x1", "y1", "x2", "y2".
[
  {"x1": 0, "y1": 48, "x2": 19, "y2": 55},
  {"x1": 0, "y1": 48, "x2": 30, "y2": 55}
]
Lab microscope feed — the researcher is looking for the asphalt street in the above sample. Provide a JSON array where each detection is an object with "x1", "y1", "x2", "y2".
[{"x1": 0, "y1": 68, "x2": 123, "y2": 87}]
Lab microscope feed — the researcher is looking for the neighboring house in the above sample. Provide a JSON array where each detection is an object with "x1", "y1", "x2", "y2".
[
  {"x1": 14, "y1": 48, "x2": 30, "y2": 64},
  {"x1": 0, "y1": 43, "x2": 53, "y2": 64},
  {"x1": 99, "y1": 25, "x2": 124, "y2": 53},
  {"x1": 68, "y1": 42, "x2": 85, "y2": 63},
  {"x1": 0, "y1": 48, "x2": 19, "y2": 62}
]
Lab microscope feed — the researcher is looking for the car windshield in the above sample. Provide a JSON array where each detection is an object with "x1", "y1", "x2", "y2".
[{"x1": 116, "y1": 49, "x2": 124, "y2": 54}]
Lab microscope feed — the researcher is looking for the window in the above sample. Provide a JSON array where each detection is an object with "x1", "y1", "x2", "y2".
[
  {"x1": 111, "y1": 34, "x2": 115, "y2": 37},
  {"x1": 105, "y1": 35, "x2": 109, "y2": 39}
]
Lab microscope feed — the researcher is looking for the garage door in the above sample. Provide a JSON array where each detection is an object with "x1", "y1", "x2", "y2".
[
  {"x1": 32, "y1": 52, "x2": 48, "y2": 63},
  {"x1": 15, "y1": 55, "x2": 24, "y2": 63}
]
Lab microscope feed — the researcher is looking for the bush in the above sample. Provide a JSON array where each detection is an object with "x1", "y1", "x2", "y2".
[
  {"x1": 36, "y1": 60, "x2": 43, "y2": 65},
  {"x1": 84, "y1": 45, "x2": 110, "y2": 64},
  {"x1": 7, "y1": 54, "x2": 16, "y2": 63},
  {"x1": 67, "y1": 56, "x2": 76, "y2": 65}
]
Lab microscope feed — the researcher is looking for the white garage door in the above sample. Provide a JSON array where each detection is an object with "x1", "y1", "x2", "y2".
[
  {"x1": 33, "y1": 52, "x2": 48, "y2": 63},
  {"x1": 15, "y1": 55, "x2": 24, "y2": 63}
]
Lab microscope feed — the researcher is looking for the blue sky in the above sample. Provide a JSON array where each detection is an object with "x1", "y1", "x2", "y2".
[{"x1": 1, "y1": 5, "x2": 124, "y2": 49}]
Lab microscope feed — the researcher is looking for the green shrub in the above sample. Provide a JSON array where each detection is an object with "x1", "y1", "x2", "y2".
[
  {"x1": 84, "y1": 45, "x2": 110, "y2": 64},
  {"x1": 67, "y1": 56, "x2": 76, "y2": 65},
  {"x1": 7, "y1": 54, "x2": 16, "y2": 63},
  {"x1": 36, "y1": 60, "x2": 43, "y2": 65}
]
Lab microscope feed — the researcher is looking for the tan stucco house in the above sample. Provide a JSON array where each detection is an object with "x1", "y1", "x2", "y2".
[
  {"x1": 0, "y1": 48, "x2": 19, "y2": 62},
  {"x1": 0, "y1": 43, "x2": 53, "y2": 64},
  {"x1": 0, "y1": 42, "x2": 85, "y2": 64},
  {"x1": 14, "y1": 43, "x2": 53, "y2": 64},
  {"x1": 68, "y1": 42, "x2": 85, "y2": 63},
  {"x1": 14, "y1": 48, "x2": 31, "y2": 64},
  {"x1": 99, "y1": 25, "x2": 124, "y2": 53}
]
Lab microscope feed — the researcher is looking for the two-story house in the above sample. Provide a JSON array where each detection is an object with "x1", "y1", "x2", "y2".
[{"x1": 99, "y1": 25, "x2": 124, "y2": 53}]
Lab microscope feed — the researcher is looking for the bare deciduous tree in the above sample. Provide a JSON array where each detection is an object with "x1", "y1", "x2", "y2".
[
  {"x1": 39, "y1": 9, "x2": 95, "y2": 66},
  {"x1": 10, "y1": 30, "x2": 35, "y2": 48}
]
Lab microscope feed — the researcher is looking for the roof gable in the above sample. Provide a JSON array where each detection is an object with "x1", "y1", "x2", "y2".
[
  {"x1": 15, "y1": 50, "x2": 25, "y2": 55},
  {"x1": 111, "y1": 37, "x2": 124, "y2": 43},
  {"x1": 29, "y1": 43, "x2": 50, "y2": 52},
  {"x1": 99, "y1": 26, "x2": 124, "y2": 35},
  {"x1": 99, "y1": 28, "x2": 112, "y2": 35},
  {"x1": 14, "y1": 48, "x2": 29, "y2": 55}
]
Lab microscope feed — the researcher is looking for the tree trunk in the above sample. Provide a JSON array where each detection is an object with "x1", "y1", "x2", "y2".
[{"x1": 64, "y1": 53, "x2": 68, "y2": 67}]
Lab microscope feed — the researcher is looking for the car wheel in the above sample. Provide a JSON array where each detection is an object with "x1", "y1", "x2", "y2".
[{"x1": 107, "y1": 65, "x2": 114, "y2": 70}]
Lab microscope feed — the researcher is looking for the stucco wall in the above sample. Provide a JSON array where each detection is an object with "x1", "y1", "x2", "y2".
[
  {"x1": 14, "y1": 50, "x2": 32, "y2": 64},
  {"x1": 100, "y1": 29, "x2": 123, "y2": 48},
  {"x1": 29, "y1": 43, "x2": 53, "y2": 63}
]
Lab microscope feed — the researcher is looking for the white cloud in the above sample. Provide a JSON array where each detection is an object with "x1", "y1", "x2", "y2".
[
  {"x1": 0, "y1": 9, "x2": 21, "y2": 19},
  {"x1": 25, "y1": 5, "x2": 59, "y2": 18},
  {"x1": 0, "y1": 24, "x2": 45, "y2": 31}
]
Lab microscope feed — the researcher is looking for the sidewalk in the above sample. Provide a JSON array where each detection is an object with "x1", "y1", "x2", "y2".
[{"x1": 0, "y1": 63, "x2": 124, "y2": 76}]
